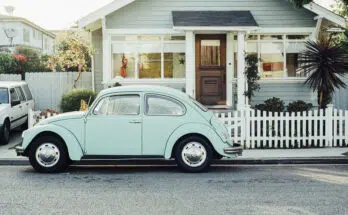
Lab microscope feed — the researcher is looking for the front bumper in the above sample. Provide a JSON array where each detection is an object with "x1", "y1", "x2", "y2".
[
  {"x1": 15, "y1": 144, "x2": 25, "y2": 156},
  {"x1": 224, "y1": 144, "x2": 243, "y2": 156}
]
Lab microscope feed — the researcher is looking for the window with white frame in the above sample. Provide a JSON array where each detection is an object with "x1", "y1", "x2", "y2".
[
  {"x1": 111, "y1": 35, "x2": 186, "y2": 79},
  {"x1": 23, "y1": 28, "x2": 30, "y2": 43},
  {"x1": 235, "y1": 34, "x2": 309, "y2": 79}
]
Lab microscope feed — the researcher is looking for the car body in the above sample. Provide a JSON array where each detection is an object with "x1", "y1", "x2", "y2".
[
  {"x1": 16, "y1": 85, "x2": 242, "y2": 173},
  {"x1": 0, "y1": 81, "x2": 34, "y2": 145}
]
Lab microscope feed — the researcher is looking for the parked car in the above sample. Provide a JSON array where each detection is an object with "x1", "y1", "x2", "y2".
[
  {"x1": 0, "y1": 82, "x2": 34, "y2": 145},
  {"x1": 16, "y1": 85, "x2": 242, "y2": 173}
]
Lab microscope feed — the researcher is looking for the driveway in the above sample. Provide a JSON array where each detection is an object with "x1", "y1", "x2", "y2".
[{"x1": 0, "y1": 131, "x2": 23, "y2": 159}]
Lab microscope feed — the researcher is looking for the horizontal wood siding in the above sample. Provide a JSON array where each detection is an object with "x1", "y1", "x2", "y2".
[
  {"x1": 253, "y1": 82, "x2": 316, "y2": 106},
  {"x1": 106, "y1": 0, "x2": 316, "y2": 29}
]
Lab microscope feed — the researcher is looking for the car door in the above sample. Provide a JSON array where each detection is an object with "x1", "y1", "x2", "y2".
[
  {"x1": 85, "y1": 94, "x2": 142, "y2": 156},
  {"x1": 9, "y1": 88, "x2": 22, "y2": 129},
  {"x1": 142, "y1": 94, "x2": 187, "y2": 155}
]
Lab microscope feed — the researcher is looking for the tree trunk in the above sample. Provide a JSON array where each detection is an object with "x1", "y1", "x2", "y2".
[{"x1": 319, "y1": 90, "x2": 323, "y2": 110}]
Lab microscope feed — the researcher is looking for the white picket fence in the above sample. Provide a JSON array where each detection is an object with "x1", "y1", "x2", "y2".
[
  {"x1": 216, "y1": 105, "x2": 348, "y2": 149},
  {"x1": 0, "y1": 74, "x2": 22, "y2": 81}
]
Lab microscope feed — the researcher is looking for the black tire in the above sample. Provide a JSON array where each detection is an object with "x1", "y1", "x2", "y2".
[
  {"x1": 174, "y1": 136, "x2": 213, "y2": 173},
  {"x1": 0, "y1": 120, "x2": 10, "y2": 146},
  {"x1": 28, "y1": 136, "x2": 69, "y2": 173}
]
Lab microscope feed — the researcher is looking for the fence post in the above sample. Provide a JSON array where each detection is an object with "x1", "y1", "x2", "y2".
[
  {"x1": 245, "y1": 105, "x2": 251, "y2": 149},
  {"x1": 326, "y1": 104, "x2": 334, "y2": 147}
]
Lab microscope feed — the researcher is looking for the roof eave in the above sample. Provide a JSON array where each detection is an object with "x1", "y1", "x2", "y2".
[{"x1": 303, "y1": 2, "x2": 346, "y2": 27}]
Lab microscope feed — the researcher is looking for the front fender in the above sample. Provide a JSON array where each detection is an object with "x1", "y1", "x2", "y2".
[
  {"x1": 164, "y1": 123, "x2": 233, "y2": 159},
  {"x1": 22, "y1": 124, "x2": 84, "y2": 161}
]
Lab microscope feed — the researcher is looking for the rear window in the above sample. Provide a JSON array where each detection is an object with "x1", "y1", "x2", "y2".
[
  {"x1": 22, "y1": 84, "x2": 33, "y2": 100},
  {"x1": 0, "y1": 88, "x2": 9, "y2": 104}
]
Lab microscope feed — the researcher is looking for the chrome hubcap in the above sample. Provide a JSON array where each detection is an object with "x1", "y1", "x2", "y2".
[
  {"x1": 35, "y1": 143, "x2": 60, "y2": 167},
  {"x1": 181, "y1": 142, "x2": 207, "y2": 167}
]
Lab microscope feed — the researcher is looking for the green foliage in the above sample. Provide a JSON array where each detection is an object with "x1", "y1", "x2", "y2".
[
  {"x1": 244, "y1": 54, "x2": 260, "y2": 103},
  {"x1": 0, "y1": 53, "x2": 17, "y2": 74},
  {"x1": 287, "y1": 100, "x2": 313, "y2": 112},
  {"x1": 290, "y1": 0, "x2": 313, "y2": 8},
  {"x1": 299, "y1": 40, "x2": 348, "y2": 109},
  {"x1": 14, "y1": 46, "x2": 50, "y2": 72},
  {"x1": 255, "y1": 97, "x2": 285, "y2": 112},
  {"x1": 61, "y1": 89, "x2": 97, "y2": 112}
]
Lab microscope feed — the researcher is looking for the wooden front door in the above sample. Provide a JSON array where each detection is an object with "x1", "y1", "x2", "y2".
[{"x1": 196, "y1": 35, "x2": 226, "y2": 106}]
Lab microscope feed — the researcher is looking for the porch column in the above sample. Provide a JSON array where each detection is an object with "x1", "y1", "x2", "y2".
[
  {"x1": 185, "y1": 31, "x2": 195, "y2": 98},
  {"x1": 237, "y1": 31, "x2": 246, "y2": 110},
  {"x1": 226, "y1": 32, "x2": 234, "y2": 107},
  {"x1": 102, "y1": 17, "x2": 112, "y2": 86}
]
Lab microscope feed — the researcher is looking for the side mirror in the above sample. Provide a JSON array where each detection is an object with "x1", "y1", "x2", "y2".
[{"x1": 11, "y1": 100, "x2": 20, "y2": 107}]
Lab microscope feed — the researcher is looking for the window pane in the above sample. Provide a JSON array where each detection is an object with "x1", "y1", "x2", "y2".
[
  {"x1": 139, "y1": 53, "x2": 161, "y2": 79},
  {"x1": 22, "y1": 85, "x2": 32, "y2": 100},
  {"x1": 286, "y1": 35, "x2": 309, "y2": 40},
  {"x1": 10, "y1": 88, "x2": 19, "y2": 101},
  {"x1": 138, "y1": 36, "x2": 161, "y2": 41},
  {"x1": 15, "y1": 87, "x2": 25, "y2": 101},
  {"x1": 146, "y1": 95, "x2": 185, "y2": 116},
  {"x1": 112, "y1": 53, "x2": 136, "y2": 78},
  {"x1": 94, "y1": 95, "x2": 140, "y2": 115},
  {"x1": 164, "y1": 36, "x2": 185, "y2": 41},
  {"x1": 248, "y1": 35, "x2": 258, "y2": 40},
  {"x1": 260, "y1": 43, "x2": 284, "y2": 78},
  {"x1": 164, "y1": 53, "x2": 185, "y2": 78},
  {"x1": 201, "y1": 40, "x2": 220, "y2": 66},
  {"x1": 0, "y1": 88, "x2": 9, "y2": 104},
  {"x1": 286, "y1": 42, "x2": 306, "y2": 77},
  {"x1": 261, "y1": 35, "x2": 283, "y2": 40}
]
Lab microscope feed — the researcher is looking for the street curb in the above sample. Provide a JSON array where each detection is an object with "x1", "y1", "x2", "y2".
[{"x1": 0, "y1": 157, "x2": 348, "y2": 166}]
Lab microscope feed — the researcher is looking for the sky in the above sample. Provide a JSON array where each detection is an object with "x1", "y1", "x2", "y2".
[{"x1": 0, "y1": 0, "x2": 338, "y2": 30}]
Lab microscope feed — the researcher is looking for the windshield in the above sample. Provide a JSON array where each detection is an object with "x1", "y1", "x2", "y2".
[
  {"x1": 189, "y1": 96, "x2": 208, "y2": 112},
  {"x1": 0, "y1": 88, "x2": 9, "y2": 104}
]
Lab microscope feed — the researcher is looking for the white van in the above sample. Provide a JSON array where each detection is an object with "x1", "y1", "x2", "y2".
[{"x1": 0, "y1": 81, "x2": 34, "y2": 145}]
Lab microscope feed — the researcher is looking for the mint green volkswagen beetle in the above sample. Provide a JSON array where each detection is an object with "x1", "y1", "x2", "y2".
[{"x1": 16, "y1": 86, "x2": 242, "y2": 173}]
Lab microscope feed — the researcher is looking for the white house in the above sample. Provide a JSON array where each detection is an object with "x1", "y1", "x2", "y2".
[
  {"x1": 0, "y1": 14, "x2": 55, "y2": 55},
  {"x1": 78, "y1": 0, "x2": 346, "y2": 109}
]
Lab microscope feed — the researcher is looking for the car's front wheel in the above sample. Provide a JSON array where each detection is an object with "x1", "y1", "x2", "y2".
[
  {"x1": 175, "y1": 136, "x2": 213, "y2": 173},
  {"x1": 28, "y1": 136, "x2": 69, "y2": 173}
]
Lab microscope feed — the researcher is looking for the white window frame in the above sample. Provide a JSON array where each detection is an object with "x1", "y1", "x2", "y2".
[
  {"x1": 110, "y1": 35, "x2": 186, "y2": 80},
  {"x1": 244, "y1": 34, "x2": 310, "y2": 79}
]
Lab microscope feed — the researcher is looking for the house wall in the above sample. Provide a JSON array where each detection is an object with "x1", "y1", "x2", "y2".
[
  {"x1": 252, "y1": 82, "x2": 316, "y2": 106},
  {"x1": 92, "y1": 29, "x2": 104, "y2": 92},
  {"x1": 105, "y1": 0, "x2": 317, "y2": 29}
]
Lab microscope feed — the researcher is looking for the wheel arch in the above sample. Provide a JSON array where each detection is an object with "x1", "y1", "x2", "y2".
[
  {"x1": 164, "y1": 123, "x2": 226, "y2": 159},
  {"x1": 22, "y1": 124, "x2": 84, "y2": 161}
]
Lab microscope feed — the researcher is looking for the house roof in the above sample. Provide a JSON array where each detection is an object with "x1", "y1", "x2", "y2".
[
  {"x1": 78, "y1": 0, "x2": 346, "y2": 30},
  {"x1": 172, "y1": 11, "x2": 258, "y2": 27},
  {"x1": 0, "y1": 14, "x2": 55, "y2": 38}
]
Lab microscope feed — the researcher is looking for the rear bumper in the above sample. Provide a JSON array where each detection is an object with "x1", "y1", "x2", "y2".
[{"x1": 224, "y1": 145, "x2": 243, "y2": 156}]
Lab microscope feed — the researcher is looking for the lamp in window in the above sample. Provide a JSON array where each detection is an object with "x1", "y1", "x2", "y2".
[{"x1": 120, "y1": 54, "x2": 128, "y2": 78}]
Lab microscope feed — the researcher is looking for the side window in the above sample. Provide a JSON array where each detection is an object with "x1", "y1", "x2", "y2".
[
  {"x1": 22, "y1": 85, "x2": 33, "y2": 100},
  {"x1": 10, "y1": 88, "x2": 19, "y2": 102},
  {"x1": 94, "y1": 95, "x2": 140, "y2": 116},
  {"x1": 15, "y1": 87, "x2": 26, "y2": 102},
  {"x1": 146, "y1": 95, "x2": 185, "y2": 116}
]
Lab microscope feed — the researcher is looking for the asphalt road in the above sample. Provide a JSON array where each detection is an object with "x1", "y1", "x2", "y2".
[{"x1": 0, "y1": 165, "x2": 347, "y2": 215}]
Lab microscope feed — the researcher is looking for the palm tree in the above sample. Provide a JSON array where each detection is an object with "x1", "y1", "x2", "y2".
[{"x1": 299, "y1": 39, "x2": 348, "y2": 109}]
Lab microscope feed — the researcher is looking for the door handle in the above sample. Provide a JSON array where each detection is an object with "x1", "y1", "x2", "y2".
[{"x1": 129, "y1": 120, "x2": 142, "y2": 124}]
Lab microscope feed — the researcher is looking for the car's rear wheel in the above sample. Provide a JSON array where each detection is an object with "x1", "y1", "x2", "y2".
[
  {"x1": 28, "y1": 136, "x2": 69, "y2": 173},
  {"x1": 175, "y1": 136, "x2": 213, "y2": 173},
  {"x1": 0, "y1": 121, "x2": 10, "y2": 145}
]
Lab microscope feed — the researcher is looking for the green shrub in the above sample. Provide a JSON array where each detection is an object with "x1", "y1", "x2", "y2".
[
  {"x1": 0, "y1": 53, "x2": 17, "y2": 73},
  {"x1": 287, "y1": 100, "x2": 313, "y2": 113},
  {"x1": 61, "y1": 89, "x2": 97, "y2": 112},
  {"x1": 254, "y1": 97, "x2": 285, "y2": 112}
]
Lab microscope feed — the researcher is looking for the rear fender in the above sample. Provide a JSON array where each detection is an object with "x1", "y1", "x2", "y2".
[{"x1": 164, "y1": 123, "x2": 228, "y2": 159}]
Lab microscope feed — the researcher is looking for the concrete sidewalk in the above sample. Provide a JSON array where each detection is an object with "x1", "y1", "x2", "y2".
[{"x1": 1, "y1": 131, "x2": 348, "y2": 165}]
